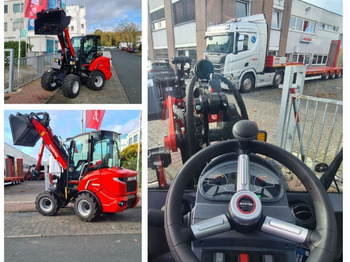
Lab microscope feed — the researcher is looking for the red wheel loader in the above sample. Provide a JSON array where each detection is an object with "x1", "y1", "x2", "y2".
[
  {"x1": 9, "y1": 112, "x2": 139, "y2": 221},
  {"x1": 35, "y1": 9, "x2": 112, "y2": 98}
]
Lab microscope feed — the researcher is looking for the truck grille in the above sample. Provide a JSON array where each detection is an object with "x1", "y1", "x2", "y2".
[
  {"x1": 126, "y1": 180, "x2": 137, "y2": 193},
  {"x1": 127, "y1": 194, "x2": 137, "y2": 208},
  {"x1": 213, "y1": 63, "x2": 222, "y2": 74}
]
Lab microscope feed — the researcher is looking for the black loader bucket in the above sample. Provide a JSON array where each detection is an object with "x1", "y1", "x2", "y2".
[
  {"x1": 35, "y1": 9, "x2": 71, "y2": 35},
  {"x1": 9, "y1": 113, "x2": 49, "y2": 147}
]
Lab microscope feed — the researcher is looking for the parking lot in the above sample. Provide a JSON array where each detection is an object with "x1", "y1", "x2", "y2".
[{"x1": 148, "y1": 78, "x2": 343, "y2": 184}]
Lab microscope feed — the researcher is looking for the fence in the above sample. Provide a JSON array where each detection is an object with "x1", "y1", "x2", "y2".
[
  {"x1": 277, "y1": 65, "x2": 343, "y2": 188},
  {"x1": 4, "y1": 50, "x2": 60, "y2": 93}
]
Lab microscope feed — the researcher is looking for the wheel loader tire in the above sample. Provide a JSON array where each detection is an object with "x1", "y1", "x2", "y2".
[
  {"x1": 74, "y1": 193, "x2": 100, "y2": 222},
  {"x1": 62, "y1": 74, "x2": 81, "y2": 98},
  {"x1": 86, "y1": 70, "x2": 106, "y2": 91},
  {"x1": 35, "y1": 191, "x2": 60, "y2": 216},
  {"x1": 41, "y1": 70, "x2": 58, "y2": 91}
]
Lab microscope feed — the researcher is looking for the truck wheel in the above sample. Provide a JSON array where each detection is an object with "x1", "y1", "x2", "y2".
[
  {"x1": 322, "y1": 72, "x2": 330, "y2": 80},
  {"x1": 36, "y1": 191, "x2": 60, "y2": 216},
  {"x1": 86, "y1": 70, "x2": 105, "y2": 91},
  {"x1": 331, "y1": 71, "x2": 336, "y2": 79},
  {"x1": 240, "y1": 74, "x2": 255, "y2": 93},
  {"x1": 62, "y1": 74, "x2": 81, "y2": 98},
  {"x1": 337, "y1": 70, "x2": 342, "y2": 78},
  {"x1": 74, "y1": 193, "x2": 100, "y2": 222},
  {"x1": 41, "y1": 70, "x2": 58, "y2": 91},
  {"x1": 273, "y1": 71, "x2": 284, "y2": 88}
]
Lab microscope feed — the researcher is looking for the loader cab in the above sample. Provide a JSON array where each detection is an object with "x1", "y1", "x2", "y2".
[
  {"x1": 71, "y1": 35, "x2": 102, "y2": 67},
  {"x1": 67, "y1": 131, "x2": 121, "y2": 184}
]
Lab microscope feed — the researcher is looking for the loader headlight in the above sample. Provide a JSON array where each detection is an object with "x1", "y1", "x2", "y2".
[
  {"x1": 53, "y1": 58, "x2": 59, "y2": 63},
  {"x1": 70, "y1": 61, "x2": 76, "y2": 65}
]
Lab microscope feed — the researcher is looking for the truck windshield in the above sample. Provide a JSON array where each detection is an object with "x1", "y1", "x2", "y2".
[{"x1": 205, "y1": 35, "x2": 233, "y2": 53}]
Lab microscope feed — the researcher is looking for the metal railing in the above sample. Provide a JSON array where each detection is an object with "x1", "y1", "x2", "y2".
[
  {"x1": 4, "y1": 51, "x2": 60, "y2": 93},
  {"x1": 277, "y1": 65, "x2": 343, "y2": 189},
  {"x1": 281, "y1": 93, "x2": 342, "y2": 168}
]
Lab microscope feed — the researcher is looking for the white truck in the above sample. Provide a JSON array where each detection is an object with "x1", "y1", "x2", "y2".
[{"x1": 204, "y1": 14, "x2": 342, "y2": 92}]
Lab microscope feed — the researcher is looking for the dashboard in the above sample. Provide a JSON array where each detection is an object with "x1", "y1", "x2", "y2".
[{"x1": 198, "y1": 153, "x2": 285, "y2": 203}]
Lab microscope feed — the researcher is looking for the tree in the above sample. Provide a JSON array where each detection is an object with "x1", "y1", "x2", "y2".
[
  {"x1": 121, "y1": 142, "x2": 142, "y2": 171},
  {"x1": 116, "y1": 19, "x2": 140, "y2": 47},
  {"x1": 4, "y1": 41, "x2": 26, "y2": 59}
]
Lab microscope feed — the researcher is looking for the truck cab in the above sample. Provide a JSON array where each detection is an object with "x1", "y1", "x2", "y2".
[{"x1": 205, "y1": 14, "x2": 280, "y2": 92}]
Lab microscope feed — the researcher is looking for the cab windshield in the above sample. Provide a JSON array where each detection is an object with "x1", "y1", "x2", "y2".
[{"x1": 205, "y1": 34, "x2": 233, "y2": 53}]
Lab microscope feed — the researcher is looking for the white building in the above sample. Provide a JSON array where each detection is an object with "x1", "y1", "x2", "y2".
[
  {"x1": 148, "y1": 0, "x2": 342, "y2": 67},
  {"x1": 4, "y1": 1, "x2": 86, "y2": 55},
  {"x1": 120, "y1": 128, "x2": 142, "y2": 151},
  {"x1": 4, "y1": 143, "x2": 37, "y2": 172},
  {"x1": 66, "y1": 5, "x2": 87, "y2": 37}
]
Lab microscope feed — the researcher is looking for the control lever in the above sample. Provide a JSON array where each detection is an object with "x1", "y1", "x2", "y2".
[{"x1": 232, "y1": 120, "x2": 258, "y2": 191}]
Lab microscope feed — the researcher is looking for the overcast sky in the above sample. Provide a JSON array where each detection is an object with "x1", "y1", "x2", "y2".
[
  {"x1": 303, "y1": 0, "x2": 343, "y2": 15},
  {"x1": 4, "y1": 110, "x2": 140, "y2": 161},
  {"x1": 66, "y1": 0, "x2": 141, "y2": 33}
]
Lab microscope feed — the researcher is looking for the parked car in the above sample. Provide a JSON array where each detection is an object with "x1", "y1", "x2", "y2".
[{"x1": 127, "y1": 47, "x2": 135, "y2": 53}]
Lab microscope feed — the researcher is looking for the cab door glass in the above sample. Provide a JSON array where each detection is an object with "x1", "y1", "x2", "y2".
[
  {"x1": 93, "y1": 139, "x2": 110, "y2": 168},
  {"x1": 236, "y1": 33, "x2": 249, "y2": 53},
  {"x1": 68, "y1": 134, "x2": 89, "y2": 180}
]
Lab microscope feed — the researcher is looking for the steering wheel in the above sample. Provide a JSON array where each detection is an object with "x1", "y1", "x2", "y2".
[
  {"x1": 184, "y1": 59, "x2": 249, "y2": 160},
  {"x1": 164, "y1": 120, "x2": 337, "y2": 262}
]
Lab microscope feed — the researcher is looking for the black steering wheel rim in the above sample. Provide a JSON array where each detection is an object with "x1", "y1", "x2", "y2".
[{"x1": 164, "y1": 140, "x2": 337, "y2": 262}]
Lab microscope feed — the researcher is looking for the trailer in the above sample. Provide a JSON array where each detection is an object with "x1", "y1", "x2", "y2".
[
  {"x1": 205, "y1": 15, "x2": 343, "y2": 92},
  {"x1": 4, "y1": 158, "x2": 25, "y2": 185}
]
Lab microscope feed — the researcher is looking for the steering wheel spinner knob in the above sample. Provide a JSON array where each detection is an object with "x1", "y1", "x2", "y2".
[
  {"x1": 233, "y1": 120, "x2": 258, "y2": 142},
  {"x1": 228, "y1": 191, "x2": 262, "y2": 229}
]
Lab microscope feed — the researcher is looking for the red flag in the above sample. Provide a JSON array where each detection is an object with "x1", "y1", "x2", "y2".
[
  {"x1": 85, "y1": 110, "x2": 105, "y2": 130},
  {"x1": 24, "y1": 0, "x2": 48, "y2": 19}
]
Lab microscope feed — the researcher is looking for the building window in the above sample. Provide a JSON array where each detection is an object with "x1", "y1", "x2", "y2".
[
  {"x1": 4, "y1": 23, "x2": 7, "y2": 32},
  {"x1": 4, "y1": 5, "x2": 8, "y2": 13},
  {"x1": 151, "y1": 8, "x2": 166, "y2": 31},
  {"x1": 287, "y1": 53, "x2": 312, "y2": 65},
  {"x1": 236, "y1": 1, "x2": 249, "y2": 18},
  {"x1": 81, "y1": 24, "x2": 84, "y2": 29},
  {"x1": 289, "y1": 16, "x2": 316, "y2": 34},
  {"x1": 133, "y1": 134, "x2": 138, "y2": 143},
  {"x1": 271, "y1": 10, "x2": 282, "y2": 29},
  {"x1": 13, "y1": 22, "x2": 20, "y2": 31},
  {"x1": 71, "y1": 26, "x2": 74, "y2": 31},
  {"x1": 312, "y1": 54, "x2": 327, "y2": 65},
  {"x1": 13, "y1": 3, "x2": 24, "y2": 14},
  {"x1": 319, "y1": 22, "x2": 339, "y2": 33},
  {"x1": 173, "y1": 0, "x2": 195, "y2": 25},
  {"x1": 128, "y1": 138, "x2": 132, "y2": 145}
]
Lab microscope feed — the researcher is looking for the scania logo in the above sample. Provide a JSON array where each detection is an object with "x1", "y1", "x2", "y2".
[{"x1": 237, "y1": 196, "x2": 255, "y2": 213}]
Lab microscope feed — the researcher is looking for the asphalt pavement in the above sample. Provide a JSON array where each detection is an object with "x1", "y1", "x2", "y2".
[
  {"x1": 109, "y1": 49, "x2": 142, "y2": 104},
  {"x1": 5, "y1": 234, "x2": 141, "y2": 262},
  {"x1": 4, "y1": 181, "x2": 142, "y2": 262}
]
